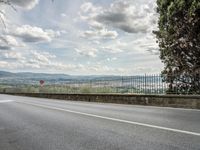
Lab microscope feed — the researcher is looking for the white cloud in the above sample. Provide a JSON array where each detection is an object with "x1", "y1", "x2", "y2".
[
  {"x1": 89, "y1": 21, "x2": 104, "y2": 30},
  {"x1": 0, "y1": 50, "x2": 24, "y2": 60},
  {"x1": 10, "y1": 0, "x2": 39, "y2": 10},
  {"x1": 106, "y1": 57, "x2": 117, "y2": 62},
  {"x1": 80, "y1": 2, "x2": 101, "y2": 14},
  {"x1": 80, "y1": 0, "x2": 158, "y2": 33},
  {"x1": 0, "y1": 35, "x2": 24, "y2": 50},
  {"x1": 101, "y1": 40, "x2": 127, "y2": 53},
  {"x1": 0, "y1": 61, "x2": 10, "y2": 68},
  {"x1": 73, "y1": 63, "x2": 124, "y2": 75},
  {"x1": 101, "y1": 46, "x2": 123, "y2": 53},
  {"x1": 3, "y1": 35, "x2": 18, "y2": 46},
  {"x1": 75, "y1": 47, "x2": 97, "y2": 58},
  {"x1": 93, "y1": 40, "x2": 100, "y2": 45},
  {"x1": 80, "y1": 2, "x2": 119, "y2": 40},
  {"x1": 0, "y1": 49, "x2": 77, "y2": 71},
  {"x1": 13, "y1": 25, "x2": 60, "y2": 43},
  {"x1": 82, "y1": 28, "x2": 118, "y2": 39},
  {"x1": 26, "y1": 51, "x2": 79, "y2": 71},
  {"x1": 30, "y1": 50, "x2": 56, "y2": 64},
  {"x1": 78, "y1": 64, "x2": 129, "y2": 75},
  {"x1": 0, "y1": 39, "x2": 12, "y2": 50},
  {"x1": 131, "y1": 34, "x2": 159, "y2": 54},
  {"x1": 61, "y1": 13, "x2": 66, "y2": 17}
]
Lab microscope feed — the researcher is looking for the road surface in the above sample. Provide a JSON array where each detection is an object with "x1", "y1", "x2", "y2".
[{"x1": 0, "y1": 94, "x2": 200, "y2": 150}]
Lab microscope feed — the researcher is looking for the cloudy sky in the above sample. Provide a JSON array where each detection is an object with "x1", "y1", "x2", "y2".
[{"x1": 0, "y1": 0, "x2": 163, "y2": 75}]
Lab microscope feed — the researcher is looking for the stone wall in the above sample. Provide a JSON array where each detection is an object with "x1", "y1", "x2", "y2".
[{"x1": 5, "y1": 93, "x2": 200, "y2": 109}]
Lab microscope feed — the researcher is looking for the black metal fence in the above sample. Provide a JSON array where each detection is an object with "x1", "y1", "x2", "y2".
[
  {"x1": 1, "y1": 74, "x2": 200, "y2": 95},
  {"x1": 56, "y1": 75, "x2": 168, "y2": 94}
]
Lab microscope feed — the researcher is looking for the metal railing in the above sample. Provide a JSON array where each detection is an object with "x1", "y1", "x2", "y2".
[{"x1": 58, "y1": 75, "x2": 168, "y2": 94}]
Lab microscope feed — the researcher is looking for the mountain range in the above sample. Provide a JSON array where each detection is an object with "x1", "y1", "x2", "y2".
[{"x1": 0, "y1": 71, "x2": 121, "y2": 85}]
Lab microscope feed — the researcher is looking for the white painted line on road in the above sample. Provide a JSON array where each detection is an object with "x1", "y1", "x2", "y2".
[
  {"x1": 17, "y1": 101, "x2": 200, "y2": 137},
  {"x1": 0, "y1": 100, "x2": 15, "y2": 103},
  {"x1": 64, "y1": 100, "x2": 200, "y2": 112}
]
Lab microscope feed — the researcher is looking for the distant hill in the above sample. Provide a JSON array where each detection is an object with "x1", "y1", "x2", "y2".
[
  {"x1": 0, "y1": 71, "x2": 121, "y2": 85},
  {"x1": 0, "y1": 71, "x2": 70, "y2": 78},
  {"x1": 0, "y1": 71, "x2": 161, "y2": 86},
  {"x1": 0, "y1": 71, "x2": 72, "y2": 85},
  {"x1": 0, "y1": 71, "x2": 15, "y2": 77}
]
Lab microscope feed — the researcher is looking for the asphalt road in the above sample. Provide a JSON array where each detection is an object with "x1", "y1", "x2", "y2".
[{"x1": 0, "y1": 94, "x2": 200, "y2": 150}]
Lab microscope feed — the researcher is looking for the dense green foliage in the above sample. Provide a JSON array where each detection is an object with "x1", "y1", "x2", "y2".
[{"x1": 155, "y1": 0, "x2": 200, "y2": 94}]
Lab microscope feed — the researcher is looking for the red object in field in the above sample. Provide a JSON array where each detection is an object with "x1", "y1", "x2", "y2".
[{"x1": 40, "y1": 80, "x2": 45, "y2": 86}]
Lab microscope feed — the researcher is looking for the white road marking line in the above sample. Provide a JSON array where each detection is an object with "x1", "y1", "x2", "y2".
[
  {"x1": 0, "y1": 100, "x2": 15, "y2": 103},
  {"x1": 16, "y1": 101, "x2": 200, "y2": 137},
  {"x1": 62, "y1": 101, "x2": 200, "y2": 112}
]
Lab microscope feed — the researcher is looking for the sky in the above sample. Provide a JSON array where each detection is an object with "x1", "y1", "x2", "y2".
[{"x1": 0, "y1": 0, "x2": 164, "y2": 75}]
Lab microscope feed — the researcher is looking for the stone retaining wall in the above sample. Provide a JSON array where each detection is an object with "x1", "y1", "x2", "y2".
[{"x1": 5, "y1": 93, "x2": 200, "y2": 109}]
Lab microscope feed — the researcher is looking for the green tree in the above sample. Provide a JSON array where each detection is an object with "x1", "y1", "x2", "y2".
[{"x1": 155, "y1": 0, "x2": 200, "y2": 94}]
